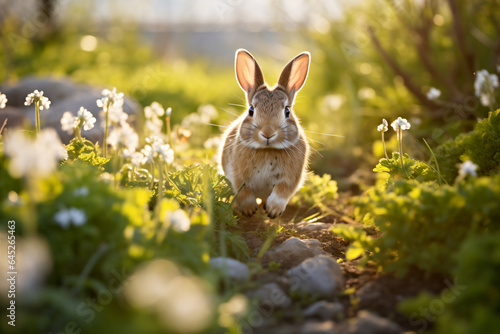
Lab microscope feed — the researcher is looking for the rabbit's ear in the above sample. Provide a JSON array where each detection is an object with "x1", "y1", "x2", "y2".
[
  {"x1": 278, "y1": 52, "x2": 310, "y2": 103},
  {"x1": 235, "y1": 49, "x2": 265, "y2": 101}
]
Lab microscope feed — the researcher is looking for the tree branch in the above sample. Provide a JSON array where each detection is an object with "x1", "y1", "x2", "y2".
[{"x1": 367, "y1": 25, "x2": 438, "y2": 109}]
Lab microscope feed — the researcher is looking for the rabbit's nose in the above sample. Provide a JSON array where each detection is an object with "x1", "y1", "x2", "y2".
[{"x1": 259, "y1": 126, "x2": 277, "y2": 140}]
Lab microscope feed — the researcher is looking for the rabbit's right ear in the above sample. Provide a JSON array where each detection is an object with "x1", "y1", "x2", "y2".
[{"x1": 235, "y1": 49, "x2": 265, "y2": 101}]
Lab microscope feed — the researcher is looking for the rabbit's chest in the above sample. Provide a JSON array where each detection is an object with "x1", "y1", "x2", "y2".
[{"x1": 247, "y1": 159, "x2": 282, "y2": 195}]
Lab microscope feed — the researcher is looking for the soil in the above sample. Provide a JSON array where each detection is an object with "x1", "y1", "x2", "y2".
[{"x1": 233, "y1": 195, "x2": 449, "y2": 333}]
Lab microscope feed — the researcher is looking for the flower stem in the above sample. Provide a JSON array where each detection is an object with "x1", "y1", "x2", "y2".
[
  {"x1": 75, "y1": 119, "x2": 83, "y2": 141},
  {"x1": 150, "y1": 161, "x2": 155, "y2": 190},
  {"x1": 103, "y1": 103, "x2": 110, "y2": 159},
  {"x1": 399, "y1": 129, "x2": 407, "y2": 177},
  {"x1": 382, "y1": 132, "x2": 388, "y2": 160},
  {"x1": 35, "y1": 102, "x2": 40, "y2": 136},
  {"x1": 166, "y1": 116, "x2": 173, "y2": 149},
  {"x1": 156, "y1": 159, "x2": 164, "y2": 220}
]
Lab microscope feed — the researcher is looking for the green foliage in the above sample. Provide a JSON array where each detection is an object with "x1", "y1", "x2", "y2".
[
  {"x1": 37, "y1": 164, "x2": 151, "y2": 282},
  {"x1": 354, "y1": 174, "x2": 500, "y2": 276},
  {"x1": 430, "y1": 232, "x2": 500, "y2": 334},
  {"x1": 164, "y1": 163, "x2": 249, "y2": 260},
  {"x1": 331, "y1": 224, "x2": 373, "y2": 261},
  {"x1": 292, "y1": 173, "x2": 338, "y2": 206},
  {"x1": 399, "y1": 232, "x2": 500, "y2": 334},
  {"x1": 65, "y1": 138, "x2": 109, "y2": 169},
  {"x1": 433, "y1": 109, "x2": 500, "y2": 183},
  {"x1": 373, "y1": 152, "x2": 437, "y2": 185}
]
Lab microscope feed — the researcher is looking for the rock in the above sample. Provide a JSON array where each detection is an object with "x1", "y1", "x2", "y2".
[
  {"x1": 287, "y1": 255, "x2": 344, "y2": 297},
  {"x1": 0, "y1": 77, "x2": 141, "y2": 143},
  {"x1": 209, "y1": 257, "x2": 249, "y2": 282},
  {"x1": 296, "y1": 222, "x2": 331, "y2": 232},
  {"x1": 301, "y1": 320, "x2": 336, "y2": 334},
  {"x1": 301, "y1": 239, "x2": 328, "y2": 256},
  {"x1": 340, "y1": 311, "x2": 402, "y2": 334},
  {"x1": 262, "y1": 237, "x2": 314, "y2": 269},
  {"x1": 246, "y1": 282, "x2": 292, "y2": 309},
  {"x1": 303, "y1": 301, "x2": 344, "y2": 320}
]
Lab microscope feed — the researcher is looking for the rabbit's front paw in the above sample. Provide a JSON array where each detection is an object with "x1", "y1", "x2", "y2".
[
  {"x1": 264, "y1": 193, "x2": 287, "y2": 219},
  {"x1": 237, "y1": 201, "x2": 258, "y2": 217}
]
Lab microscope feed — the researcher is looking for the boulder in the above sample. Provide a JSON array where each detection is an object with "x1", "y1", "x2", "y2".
[
  {"x1": 209, "y1": 257, "x2": 249, "y2": 282},
  {"x1": 303, "y1": 300, "x2": 345, "y2": 320},
  {"x1": 262, "y1": 237, "x2": 314, "y2": 269},
  {"x1": 287, "y1": 255, "x2": 344, "y2": 297},
  {"x1": 246, "y1": 282, "x2": 292, "y2": 309}
]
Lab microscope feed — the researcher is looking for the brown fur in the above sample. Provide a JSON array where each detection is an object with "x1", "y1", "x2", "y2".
[{"x1": 219, "y1": 49, "x2": 311, "y2": 218}]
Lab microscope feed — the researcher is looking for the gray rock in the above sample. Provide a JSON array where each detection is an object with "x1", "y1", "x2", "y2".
[
  {"x1": 296, "y1": 222, "x2": 331, "y2": 232},
  {"x1": 246, "y1": 282, "x2": 292, "y2": 309},
  {"x1": 262, "y1": 237, "x2": 314, "y2": 269},
  {"x1": 303, "y1": 300, "x2": 344, "y2": 320},
  {"x1": 209, "y1": 257, "x2": 249, "y2": 282},
  {"x1": 301, "y1": 239, "x2": 327, "y2": 256},
  {"x1": 287, "y1": 255, "x2": 344, "y2": 297},
  {"x1": 301, "y1": 320, "x2": 336, "y2": 334},
  {"x1": 1, "y1": 77, "x2": 141, "y2": 143},
  {"x1": 340, "y1": 311, "x2": 402, "y2": 334}
]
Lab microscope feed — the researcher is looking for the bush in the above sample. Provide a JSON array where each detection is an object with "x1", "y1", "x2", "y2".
[
  {"x1": 355, "y1": 174, "x2": 500, "y2": 276},
  {"x1": 433, "y1": 109, "x2": 500, "y2": 183}
]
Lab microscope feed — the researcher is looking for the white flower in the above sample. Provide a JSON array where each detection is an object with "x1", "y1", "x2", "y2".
[
  {"x1": 166, "y1": 107, "x2": 172, "y2": 117},
  {"x1": 377, "y1": 119, "x2": 388, "y2": 132},
  {"x1": 391, "y1": 117, "x2": 411, "y2": 131},
  {"x1": 144, "y1": 102, "x2": 165, "y2": 118},
  {"x1": 61, "y1": 111, "x2": 77, "y2": 134},
  {"x1": 474, "y1": 69, "x2": 499, "y2": 107},
  {"x1": 107, "y1": 122, "x2": 139, "y2": 151},
  {"x1": 145, "y1": 116, "x2": 163, "y2": 135},
  {"x1": 457, "y1": 160, "x2": 478, "y2": 178},
  {"x1": 54, "y1": 207, "x2": 87, "y2": 229},
  {"x1": 0, "y1": 92, "x2": 7, "y2": 109},
  {"x1": 168, "y1": 209, "x2": 191, "y2": 232},
  {"x1": 198, "y1": 104, "x2": 218, "y2": 123},
  {"x1": 24, "y1": 90, "x2": 51, "y2": 110},
  {"x1": 77, "y1": 107, "x2": 96, "y2": 131},
  {"x1": 141, "y1": 145, "x2": 154, "y2": 165},
  {"x1": 4, "y1": 129, "x2": 66, "y2": 178},
  {"x1": 426, "y1": 87, "x2": 441, "y2": 100},
  {"x1": 131, "y1": 151, "x2": 145, "y2": 168},
  {"x1": 158, "y1": 144, "x2": 174, "y2": 164},
  {"x1": 73, "y1": 187, "x2": 89, "y2": 197},
  {"x1": 96, "y1": 87, "x2": 124, "y2": 109},
  {"x1": 107, "y1": 105, "x2": 128, "y2": 125}
]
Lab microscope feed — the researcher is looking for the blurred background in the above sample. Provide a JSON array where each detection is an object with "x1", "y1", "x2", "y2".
[{"x1": 0, "y1": 0, "x2": 499, "y2": 191}]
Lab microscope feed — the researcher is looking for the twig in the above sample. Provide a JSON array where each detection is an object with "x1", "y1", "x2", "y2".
[
  {"x1": 367, "y1": 25, "x2": 439, "y2": 109},
  {"x1": 447, "y1": 0, "x2": 474, "y2": 76}
]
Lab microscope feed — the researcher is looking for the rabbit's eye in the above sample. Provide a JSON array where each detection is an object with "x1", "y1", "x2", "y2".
[
  {"x1": 248, "y1": 106, "x2": 254, "y2": 117},
  {"x1": 284, "y1": 106, "x2": 291, "y2": 118}
]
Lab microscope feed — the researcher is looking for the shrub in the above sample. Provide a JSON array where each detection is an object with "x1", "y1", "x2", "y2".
[
  {"x1": 433, "y1": 109, "x2": 500, "y2": 183},
  {"x1": 355, "y1": 174, "x2": 500, "y2": 276}
]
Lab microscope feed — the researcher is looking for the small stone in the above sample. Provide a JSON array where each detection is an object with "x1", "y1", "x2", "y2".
[
  {"x1": 262, "y1": 237, "x2": 314, "y2": 269},
  {"x1": 287, "y1": 255, "x2": 344, "y2": 297},
  {"x1": 303, "y1": 300, "x2": 344, "y2": 320},
  {"x1": 301, "y1": 320, "x2": 336, "y2": 334},
  {"x1": 209, "y1": 257, "x2": 249, "y2": 282},
  {"x1": 300, "y1": 239, "x2": 327, "y2": 256},
  {"x1": 296, "y1": 222, "x2": 331, "y2": 232},
  {"x1": 246, "y1": 282, "x2": 292, "y2": 309},
  {"x1": 342, "y1": 310, "x2": 402, "y2": 334}
]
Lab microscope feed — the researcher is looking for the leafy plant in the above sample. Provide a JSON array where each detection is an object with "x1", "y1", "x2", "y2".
[
  {"x1": 433, "y1": 109, "x2": 500, "y2": 183},
  {"x1": 291, "y1": 173, "x2": 338, "y2": 207},
  {"x1": 64, "y1": 138, "x2": 109, "y2": 169},
  {"x1": 354, "y1": 174, "x2": 500, "y2": 276},
  {"x1": 373, "y1": 152, "x2": 438, "y2": 185}
]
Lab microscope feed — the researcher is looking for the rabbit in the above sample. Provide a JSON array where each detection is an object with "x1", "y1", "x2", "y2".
[{"x1": 219, "y1": 49, "x2": 310, "y2": 219}]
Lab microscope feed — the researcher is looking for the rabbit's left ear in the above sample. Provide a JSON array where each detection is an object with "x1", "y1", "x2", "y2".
[{"x1": 278, "y1": 52, "x2": 310, "y2": 103}]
